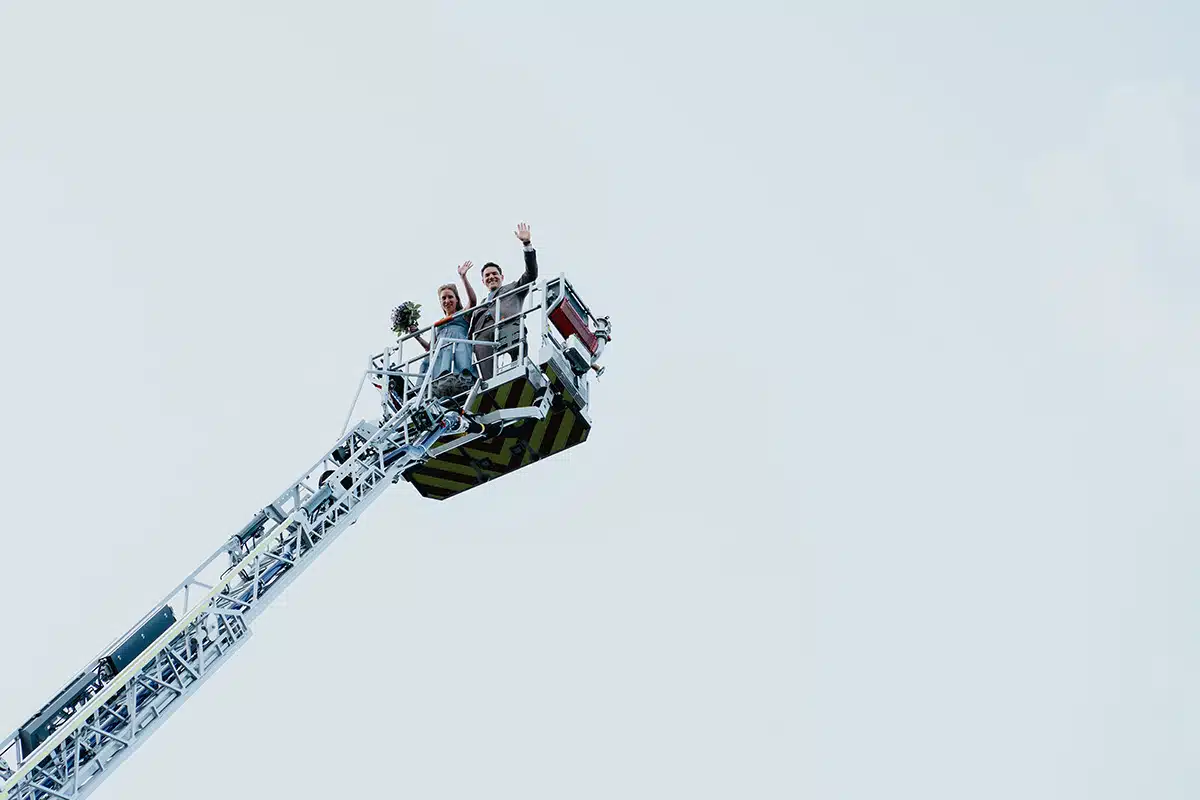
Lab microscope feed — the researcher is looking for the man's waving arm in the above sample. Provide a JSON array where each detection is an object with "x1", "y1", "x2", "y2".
[{"x1": 515, "y1": 221, "x2": 538, "y2": 287}]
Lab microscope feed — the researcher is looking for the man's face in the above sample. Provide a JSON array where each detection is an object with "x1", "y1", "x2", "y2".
[{"x1": 482, "y1": 266, "x2": 503, "y2": 292}]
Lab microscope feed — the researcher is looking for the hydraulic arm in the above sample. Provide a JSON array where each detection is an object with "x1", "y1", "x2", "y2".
[
  {"x1": 0, "y1": 271, "x2": 607, "y2": 800},
  {"x1": 0, "y1": 402, "x2": 482, "y2": 800}
]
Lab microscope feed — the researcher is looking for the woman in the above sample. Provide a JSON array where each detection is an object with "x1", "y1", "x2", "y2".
[{"x1": 411, "y1": 261, "x2": 478, "y2": 396}]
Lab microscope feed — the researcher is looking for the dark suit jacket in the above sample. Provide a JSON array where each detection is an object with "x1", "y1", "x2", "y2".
[{"x1": 470, "y1": 246, "x2": 539, "y2": 347}]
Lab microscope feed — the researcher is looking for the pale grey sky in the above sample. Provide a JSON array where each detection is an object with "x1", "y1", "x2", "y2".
[{"x1": 0, "y1": 3, "x2": 1197, "y2": 799}]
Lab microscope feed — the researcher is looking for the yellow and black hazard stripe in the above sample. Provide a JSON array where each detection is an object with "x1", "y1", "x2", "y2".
[
  {"x1": 405, "y1": 391, "x2": 591, "y2": 501},
  {"x1": 470, "y1": 375, "x2": 541, "y2": 416},
  {"x1": 404, "y1": 457, "x2": 481, "y2": 500}
]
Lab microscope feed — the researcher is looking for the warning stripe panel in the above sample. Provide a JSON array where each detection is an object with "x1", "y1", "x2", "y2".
[
  {"x1": 407, "y1": 380, "x2": 592, "y2": 501},
  {"x1": 569, "y1": 421, "x2": 590, "y2": 448},
  {"x1": 418, "y1": 457, "x2": 480, "y2": 480},
  {"x1": 408, "y1": 474, "x2": 461, "y2": 499},
  {"x1": 539, "y1": 407, "x2": 568, "y2": 455},
  {"x1": 442, "y1": 447, "x2": 508, "y2": 478},
  {"x1": 473, "y1": 376, "x2": 540, "y2": 416},
  {"x1": 490, "y1": 381, "x2": 514, "y2": 411},
  {"x1": 549, "y1": 407, "x2": 577, "y2": 454},
  {"x1": 409, "y1": 466, "x2": 475, "y2": 489}
]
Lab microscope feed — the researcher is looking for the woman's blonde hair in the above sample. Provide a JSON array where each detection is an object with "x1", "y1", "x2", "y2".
[{"x1": 437, "y1": 283, "x2": 464, "y2": 314}]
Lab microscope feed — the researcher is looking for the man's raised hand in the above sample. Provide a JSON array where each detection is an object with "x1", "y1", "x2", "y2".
[{"x1": 514, "y1": 222, "x2": 532, "y2": 244}]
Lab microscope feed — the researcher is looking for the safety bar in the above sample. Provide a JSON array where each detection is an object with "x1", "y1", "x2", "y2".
[{"x1": 341, "y1": 273, "x2": 603, "y2": 437}]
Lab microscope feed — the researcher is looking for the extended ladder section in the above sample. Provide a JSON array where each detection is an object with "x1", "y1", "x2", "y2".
[{"x1": 0, "y1": 274, "x2": 609, "y2": 800}]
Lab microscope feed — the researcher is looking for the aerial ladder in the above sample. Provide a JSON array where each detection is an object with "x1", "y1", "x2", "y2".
[{"x1": 0, "y1": 274, "x2": 610, "y2": 800}]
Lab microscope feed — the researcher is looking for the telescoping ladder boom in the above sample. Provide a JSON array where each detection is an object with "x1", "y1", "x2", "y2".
[
  {"x1": 0, "y1": 273, "x2": 609, "y2": 800},
  {"x1": 0, "y1": 407, "x2": 461, "y2": 800}
]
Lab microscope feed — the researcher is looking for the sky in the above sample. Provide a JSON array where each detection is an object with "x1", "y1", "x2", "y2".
[{"x1": 0, "y1": 2, "x2": 1197, "y2": 798}]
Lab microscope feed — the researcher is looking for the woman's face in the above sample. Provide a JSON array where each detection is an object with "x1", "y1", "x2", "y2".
[{"x1": 439, "y1": 288, "x2": 458, "y2": 316}]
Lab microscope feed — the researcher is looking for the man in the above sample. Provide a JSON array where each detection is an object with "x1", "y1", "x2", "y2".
[{"x1": 470, "y1": 222, "x2": 539, "y2": 381}]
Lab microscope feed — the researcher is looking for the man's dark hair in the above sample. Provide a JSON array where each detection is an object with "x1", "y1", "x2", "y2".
[{"x1": 482, "y1": 262, "x2": 503, "y2": 276}]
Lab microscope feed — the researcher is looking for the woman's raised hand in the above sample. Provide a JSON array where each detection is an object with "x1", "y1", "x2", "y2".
[{"x1": 457, "y1": 260, "x2": 473, "y2": 278}]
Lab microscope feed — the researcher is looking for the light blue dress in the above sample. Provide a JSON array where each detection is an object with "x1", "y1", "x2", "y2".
[{"x1": 423, "y1": 315, "x2": 476, "y2": 379}]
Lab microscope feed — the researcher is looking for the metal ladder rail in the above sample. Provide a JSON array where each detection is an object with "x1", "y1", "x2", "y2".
[
  {"x1": 0, "y1": 412, "x2": 437, "y2": 800},
  {"x1": 0, "y1": 401, "x2": 457, "y2": 800},
  {"x1": 0, "y1": 270, "x2": 606, "y2": 800}
]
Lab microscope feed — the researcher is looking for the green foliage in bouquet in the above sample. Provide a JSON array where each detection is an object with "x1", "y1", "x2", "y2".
[{"x1": 391, "y1": 301, "x2": 421, "y2": 335}]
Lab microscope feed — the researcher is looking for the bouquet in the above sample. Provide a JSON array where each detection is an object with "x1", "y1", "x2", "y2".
[{"x1": 391, "y1": 301, "x2": 421, "y2": 336}]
